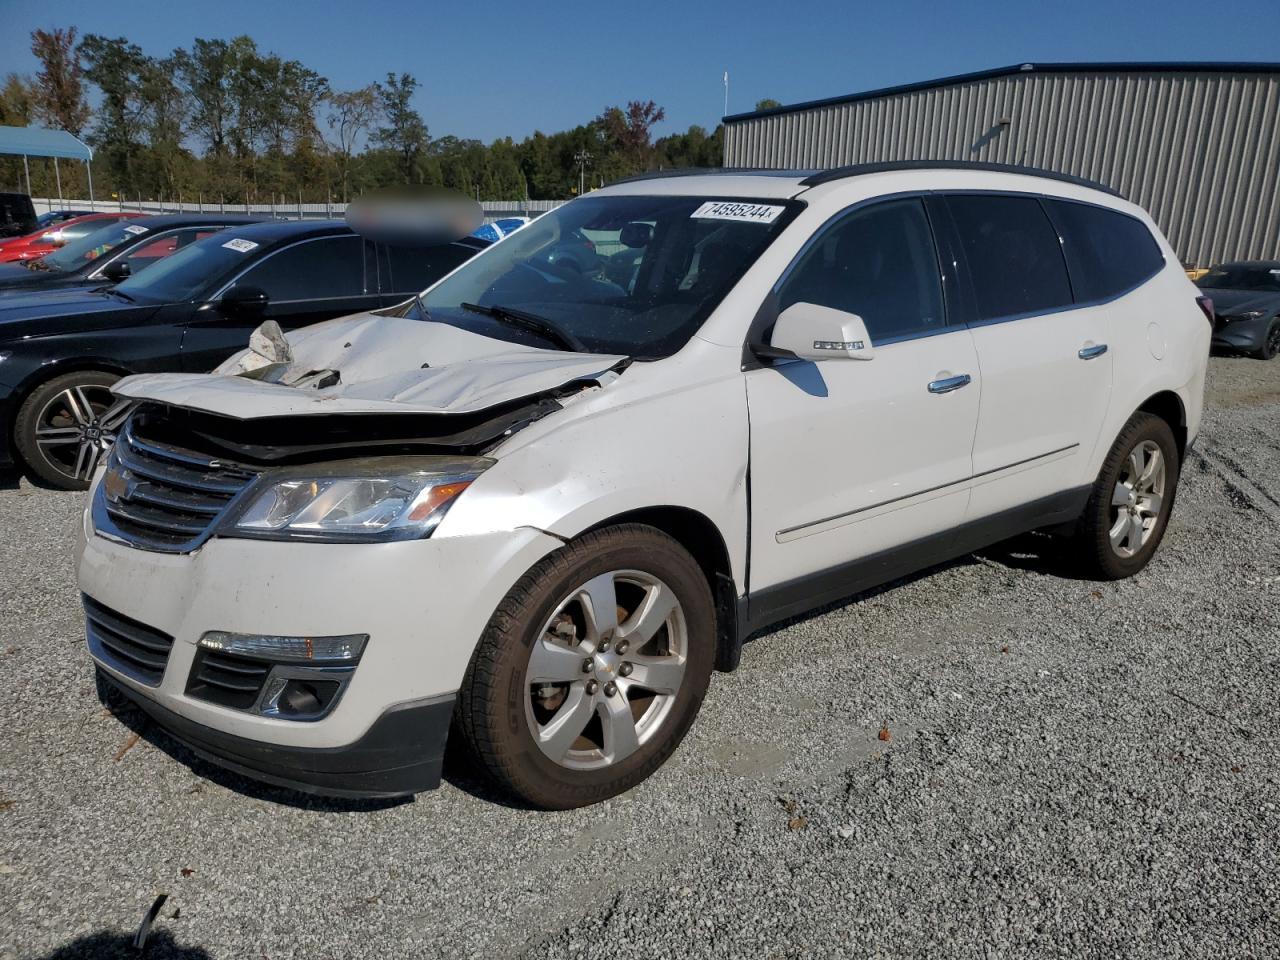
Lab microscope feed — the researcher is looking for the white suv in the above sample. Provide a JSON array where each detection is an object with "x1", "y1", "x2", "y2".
[{"x1": 77, "y1": 163, "x2": 1211, "y2": 808}]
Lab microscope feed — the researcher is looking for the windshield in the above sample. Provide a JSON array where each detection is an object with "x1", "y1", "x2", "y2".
[
  {"x1": 114, "y1": 234, "x2": 254, "y2": 303},
  {"x1": 1197, "y1": 264, "x2": 1280, "y2": 292},
  {"x1": 41, "y1": 220, "x2": 147, "y2": 272},
  {"x1": 418, "y1": 194, "x2": 797, "y2": 357}
]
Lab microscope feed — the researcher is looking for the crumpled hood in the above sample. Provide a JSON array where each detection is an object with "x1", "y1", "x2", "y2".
[
  {"x1": 1203, "y1": 288, "x2": 1280, "y2": 318},
  {"x1": 112, "y1": 311, "x2": 628, "y2": 418}
]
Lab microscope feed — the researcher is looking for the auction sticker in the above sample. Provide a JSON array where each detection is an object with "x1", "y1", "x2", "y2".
[
  {"x1": 690, "y1": 201, "x2": 785, "y2": 224},
  {"x1": 123, "y1": 224, "x2": 148, "y2": 235},
  {"x1": 222, "y1": 238, "x2": 259, "y2": 253}
]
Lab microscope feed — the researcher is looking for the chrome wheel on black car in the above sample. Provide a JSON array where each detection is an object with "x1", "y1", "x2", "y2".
[
  {"x1": 1259, "y1": 318, "x2": 1280, "y2": 360},
  {"x1": 13, "y1": 370, "x2": 130, "y2": 490}
]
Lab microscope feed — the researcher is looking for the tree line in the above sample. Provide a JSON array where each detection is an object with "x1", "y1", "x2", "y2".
[{"x1": 0, "y1": 27, "x2": 730, "y2": 204}]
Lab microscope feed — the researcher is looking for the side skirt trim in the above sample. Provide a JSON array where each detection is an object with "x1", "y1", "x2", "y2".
[{"x1": 743, "y1": 485, "x2": 1090, "y2": 638}]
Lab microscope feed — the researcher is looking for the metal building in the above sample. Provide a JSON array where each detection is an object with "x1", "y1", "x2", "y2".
[{"x1": 722, "y1": 62, "x2": 1280, "y2": 266}]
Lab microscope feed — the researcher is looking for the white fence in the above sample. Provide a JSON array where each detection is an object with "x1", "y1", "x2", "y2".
[{"x1": 30, "y1": 196, "x2": 565, "y2": 223}]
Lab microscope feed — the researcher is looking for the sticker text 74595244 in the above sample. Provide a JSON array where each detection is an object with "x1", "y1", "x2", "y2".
[{"x1": 690, "y1": 201, "x2": 785, "y2": 224}]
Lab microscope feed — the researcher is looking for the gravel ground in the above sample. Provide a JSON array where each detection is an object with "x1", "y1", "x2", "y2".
[{"x1": 1, "y1": 355, "x2": 1277, "y2": 959}]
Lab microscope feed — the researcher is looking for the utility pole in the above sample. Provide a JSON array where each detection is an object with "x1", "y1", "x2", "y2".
[{"x1": 574, "y1": 149, "x2": 592, "y2": 196}]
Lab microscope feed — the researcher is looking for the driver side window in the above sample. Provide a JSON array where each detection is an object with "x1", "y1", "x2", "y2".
[{"x1": 777, "y1": 198, "x2": 946, "y2": 343}]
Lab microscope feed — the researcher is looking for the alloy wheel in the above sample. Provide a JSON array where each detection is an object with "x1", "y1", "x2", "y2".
[
  {"x1": 1109, "y1": 439, "x2": 1166, "y2": 558},
  {"x1": 525, "y1": 569, "x2": 687, "y2": 771},
  {"x1": 33, "y1": 385, "x2": 132, "y2": 483}
]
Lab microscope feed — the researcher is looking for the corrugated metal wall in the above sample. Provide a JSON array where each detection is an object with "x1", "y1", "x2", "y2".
[{"x1": 723, "y1": 70, "x2": 1280, "y2": 265}]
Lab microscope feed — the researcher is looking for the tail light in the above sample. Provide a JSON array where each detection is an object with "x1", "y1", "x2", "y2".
[{"x1": 1196, "y1": 295, "x2": 1215, "y2": 325}]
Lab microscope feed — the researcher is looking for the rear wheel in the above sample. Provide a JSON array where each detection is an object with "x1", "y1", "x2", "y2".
[
  {"x1": 1256, "y1": 317, "x2": 1280, "y2": 360},
  {"x1": 1067, "y1": 412, "x2": 1180, "y2": 579},
  {"x1": 455, "y1": 524, "x2": 715, "y2": 809},
  {"x1": 13, "y1": 371, "x2": 132, "y2": 490}
]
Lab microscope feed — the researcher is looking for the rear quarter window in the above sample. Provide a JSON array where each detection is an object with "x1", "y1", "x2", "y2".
[
  {"x1": 384, "y1": 243, "x2": 475, "y2": 294},
  {"x1": 1044, "y1": 199, "x2": 1165, "y2": 302}
]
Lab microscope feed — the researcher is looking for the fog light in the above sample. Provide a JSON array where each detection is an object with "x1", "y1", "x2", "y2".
[
  {"x1": 278, "y1": 679, "x2": 341, "y2": 716},
  {"x1": 199, "y1": 631, "x2": 367, "y2": 663}
]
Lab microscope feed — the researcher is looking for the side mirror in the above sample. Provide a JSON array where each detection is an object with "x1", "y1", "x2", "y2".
[
  {"x1": 221, "y1": 284, "x2": 270, "y2": 315},
  {"x1": 762, "y1": 302, "x2": 875, "y2": 362},
  {"x1": 101, "y1": 260, "x2": 131, "y2": 282}
]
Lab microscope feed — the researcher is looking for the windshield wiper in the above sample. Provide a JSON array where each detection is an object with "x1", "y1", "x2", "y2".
[{"x1": 461, "y1": 302, "x2": 586, "y2": 352}]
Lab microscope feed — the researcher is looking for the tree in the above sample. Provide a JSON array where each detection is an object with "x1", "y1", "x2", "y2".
[
  {"x1": 755, "y1": 98, "x2": 783, "y2": 111},
  {"x1": 324, "y1": 85, "x2": 379, "y2": 201},
  {"x1": 372, "y1": 73, "x2": 428, "y2": 183},
  {"x1": 0, "y1": 74, "x2": 35, "y2": 126},
  {"x1": 30, "y1": 27, "x2": 90, "y2": 135},
  {"x1": 595, "y1": 100, "x2": 666, "y2": 174},
  {"x1": 79, "y1": 35, "x2": 149, "y2": 193}
]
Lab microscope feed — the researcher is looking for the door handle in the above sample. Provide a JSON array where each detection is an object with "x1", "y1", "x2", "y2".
[
  {"x1": 1078, "y1": 343, "x2": 1109, "y2": 360},
  {"x1": 927, "y1": 374, "x2": 972, "y2": 394}
]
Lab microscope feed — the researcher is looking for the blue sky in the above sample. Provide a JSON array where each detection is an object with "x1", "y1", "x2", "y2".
[{"x1": 2, "y1": 0, "x2": 1278, "y2": 142}]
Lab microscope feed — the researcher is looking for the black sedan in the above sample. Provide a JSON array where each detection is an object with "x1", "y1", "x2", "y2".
[
  {"x1": 0, "y1": 219, "x2": 489, "y2": 488},
  {"x1": 1197, "y1": 260, "x2": 1280, "y2": 360},
  {"x1": 0, "y1": 214, "x2": 265, "y2": 295}
]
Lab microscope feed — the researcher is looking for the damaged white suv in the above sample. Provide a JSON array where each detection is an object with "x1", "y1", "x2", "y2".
[{"x1": 77, "y1": 164, "x2": 1210, "y2": 808}]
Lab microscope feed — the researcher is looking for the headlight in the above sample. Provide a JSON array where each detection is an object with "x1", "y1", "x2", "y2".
[
  {"x1": 1239, "y1": 310, "x2": 1267, "y2": 319},
  {"x1": 222, "y1": 456, "x2": 492, "y2": 542}
]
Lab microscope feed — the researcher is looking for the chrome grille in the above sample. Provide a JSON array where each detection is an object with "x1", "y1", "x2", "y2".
[
  {"x1": 93, "y1": 420, "x2": 258, "y2": 552},
  {"x1": 83, "y1": 594, "x2": 175, "y2": 686}
]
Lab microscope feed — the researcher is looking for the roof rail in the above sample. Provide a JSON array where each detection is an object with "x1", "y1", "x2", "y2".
[
  {"x1": 797, "y1": 160, "x2": 1123, "y2": 197},
  {"x1": 606, "y1": 167, "x2": 814, "y2": 186}
]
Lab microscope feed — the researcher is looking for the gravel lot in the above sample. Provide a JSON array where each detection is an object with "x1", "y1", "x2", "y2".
[{"x1": 1, "y1": 356, "x2": 1277, "y2": 959}]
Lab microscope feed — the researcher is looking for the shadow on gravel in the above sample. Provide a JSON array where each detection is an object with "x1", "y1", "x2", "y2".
[
  {"x1": 0, "y1": 466, "x2": 22, "y2": 490},
  {"x1": 96, "y1": 679, "x2": 412, "y2": 814},
  {"x1": 973, "y1": 530, "x2": 1096, "y2": 581},
  {"x1": 31, "y1": 929, "x2": 211, "y2": 959}
]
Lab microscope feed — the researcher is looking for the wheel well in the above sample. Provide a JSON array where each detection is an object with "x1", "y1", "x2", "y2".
[
  {"x1": 584, "y1": 506, "x2": 742, "y2": 672},
  {"x1": 1137, "y1": 390, "x2": 1187, "y2": 460}
]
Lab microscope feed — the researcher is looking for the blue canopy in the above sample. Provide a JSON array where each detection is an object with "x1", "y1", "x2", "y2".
[{"x1": 0, "y1": 125, "x2": 93, "y2": 162}]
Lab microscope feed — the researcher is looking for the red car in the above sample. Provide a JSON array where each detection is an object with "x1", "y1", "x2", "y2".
[{"x1": 0, "y1": 212, "x2": 145, "y2": 264}]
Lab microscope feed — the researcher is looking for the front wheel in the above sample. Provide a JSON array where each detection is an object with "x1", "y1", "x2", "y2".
[
  {"x1": 1066, "y1": 412, "x2": 1180, "y2": 580},
  {"x1": 13, "y1": 371, "x2": 132, "y2": 490},
  {"x1": 454, "y1": 524, "x2": 716, "y2": 809},
  {"x1": 1256, "y1": 317, "x2": 1280, "y2": 360}
]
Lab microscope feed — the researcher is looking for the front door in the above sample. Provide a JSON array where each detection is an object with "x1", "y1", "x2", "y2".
[
  {"x1": 180, "y1": 235, "x2": 381, "y2": 372},
  {"x1": 746, "y1": 197, "x2": 982, "y2": 616}
]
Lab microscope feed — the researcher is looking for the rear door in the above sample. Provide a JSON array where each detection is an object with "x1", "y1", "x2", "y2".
[
  {"x1": 377, "y1": 241, "x2": 480, "y2": 306},
  {"x1": 745, "y1": 196, "x2": 982, "y2": 605},
  {"x1": 942, "y1": 193, "x2": 1113, "y2": 519},
  {"x1": 180, "y1": 235, "x2": 379, "y2": 372}
]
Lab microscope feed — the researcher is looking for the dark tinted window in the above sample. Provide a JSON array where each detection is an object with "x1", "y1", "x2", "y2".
[
  {"x1": 1046, "y1": 199, "x2": 1163, "y2": 301},
  {"x1": 240, "y1": 236, "x2": 365, "y2": 300},
  {"x1": 121, "y1": 227, "x2": 219, "y2": 273},
  {"x1": 1196, "y1": 262, "x2": 1280, "y2": 292},
  {"x1": 384, "y1": 242, "x2": 475, "y2": 294},
  {"x1": 777, "y1": 198, "x2": 945, "y2": 342},
  {"x1": 946, "y1": 194, "x2": 1073, "y2": 321}
]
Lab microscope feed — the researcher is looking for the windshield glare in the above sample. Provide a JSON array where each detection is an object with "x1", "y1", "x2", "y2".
[
  {"x1": 41, "y1": 221, "x2": 143, "y2": 272},
  {"x1": 115, "y1": 235, "x2": 251, "y2": 303},
  {"x1": 1198, "y1": 264, "x2": 1280, "y2": 293},
  {"x1": 420, "y1": 195, "x2": 795, "y2": 357}
]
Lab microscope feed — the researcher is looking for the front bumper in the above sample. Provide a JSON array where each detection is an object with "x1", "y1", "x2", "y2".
[
  {"x1": 77, "y1": 474, "x2": 563, "y2": 794},
  {"x1": 1211, "y1": 316, "x2": 1270, "y2": 352},
  {"x1": 100, "y1": 669, "x2": 454, "y2": 797}
]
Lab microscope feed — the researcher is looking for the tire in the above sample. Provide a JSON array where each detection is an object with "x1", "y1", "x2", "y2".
[
  {"x1": 1256, "y1": 317, "x2": 1280, "y2": 360},
  {"x1": 455, "y1": 524, "x2": 716, "y2": 809},
  {"x1": 13, "y1": 370, "x2": 131, "y2": 490},
  {"x1": 1067, "y1": 412, "x2": 1180, "y2": 580}
]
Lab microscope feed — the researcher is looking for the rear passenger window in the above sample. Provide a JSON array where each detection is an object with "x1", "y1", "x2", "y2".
[
  {"x1": 384, "y1": 243, "x2": 475, "y2": 294},
  {"x1": 1044, "y1": 199, "x2": 1164, "y2": 302},
  {"x1": 777, "y1": 198, "x2": 945, "y2": 342},
  {"x1": 946, "y1": 195, "x2": 1073, "y2": 322},
  {"x1": 241, "y1": 236, "x2": 365, "y2": 301}
]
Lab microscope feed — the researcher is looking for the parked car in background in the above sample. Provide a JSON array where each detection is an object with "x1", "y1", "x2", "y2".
[
  {"x1": 0, "y1": 193, "x2": 37, "y2": 239},
  {"x1": 0, "y1": 219, "x2": 488, "y2": 488},
  {"x1": 0, "y1": 215, "x2": 264, "y2": 296},
  {"x1": 471, "y1": 216, "x2": 530, "y2": 243},
  {"x1": 35, "y1": 209, "x2": 95, "y2": 228},
  {"x1": 76, "y1": 164, "x2": 1209, "y2": 809},
  {"x1": 1196, "y1": 260, "x2": 1280, "y2": 359},
  {"x1": 0, "y1": 212, "x2": 144, "y2": 264}
]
